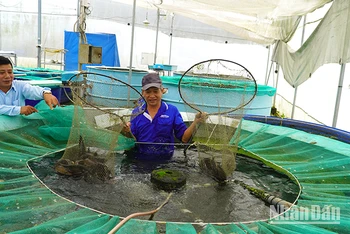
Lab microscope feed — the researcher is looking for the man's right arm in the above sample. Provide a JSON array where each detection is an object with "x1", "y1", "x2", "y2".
[
  {"x1": 0, "y1": 105, "x2": 21, "y2": 116},
  {"x1": 120, "y1": 122, "x2": 135, "y2": 139}
]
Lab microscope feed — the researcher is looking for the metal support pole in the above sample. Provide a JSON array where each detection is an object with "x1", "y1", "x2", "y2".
[
  {"x1": 168, "y1": 13, "x2": 174, "y2": 65},
  {"x1": 127, "y1": 0, "x2": 137, "y2": 104},
  {"x1": 332, "y1": 63, "x2": 346, "y2": 127},
  {"x1": 291, "y1": 15, "x2": 307, "y2": 119},
  {"x1": 77, "y1": 0, "x2": 80, "y2": 19},
  {"x1": 76, "y1": 0, "x2": 86, "y2": 101},
  {"x1": 154, "y1": 8, "x2": 160, "y2": 65},
  {"x1": 265, "y1": 60, "x2": 273, "y2": 85},
  {"x1": 264, "y1": 45, "x2": 270, "y2": 85},
  {"x1": 43, "y1": 50, "x2": 46, "y2": 68},
  {"x1": 77, "y1": 0, "x2": 81, "y2": 71},
  {"x1": 273, "y1": 63, "x2": 280, "y2": 107},
  {"x1": 78, "y1": 0, "x2": 85, "y2": 71},
  {"x1": 37, "y1": 0, "x2": 42, "y2": 68},
  {"x1": 291, "y1": 87, "x2": 298, "y2": 118},
  {"x1": 291, "y1": 86, "x2": 298, "y2": 117},
  {"x1": 0, "y1": 10, "x2": 2, "y2": 50}
]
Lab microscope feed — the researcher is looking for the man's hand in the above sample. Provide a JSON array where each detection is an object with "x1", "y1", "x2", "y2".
[
  {"x1": 20, "y1": 105, "x2": 38, "y2": 115},
  {"x1": 43, "y1": 93, "x2": 60, "y2": 110},
  {"x1": 194, "y1": 112, "x2": 208, "y2": 124},
  {"x1": 182, "y1": 112, "x2": 208, "y2": 143},
  {"x1": 121, "y1": 122, "x2": 135, "y2": 139},
  {"x1": 122, "y1": 122, "x2": 131, "y2": 133}
]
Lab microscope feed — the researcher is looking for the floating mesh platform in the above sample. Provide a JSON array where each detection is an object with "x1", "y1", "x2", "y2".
[{"x1": 1, "y1": 101, "x2": 350, "y2": 233}]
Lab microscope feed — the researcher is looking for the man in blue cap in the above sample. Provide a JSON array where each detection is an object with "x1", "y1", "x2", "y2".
[{"x1": 123, "y1": 72, "x2": 206, "y2": 160}]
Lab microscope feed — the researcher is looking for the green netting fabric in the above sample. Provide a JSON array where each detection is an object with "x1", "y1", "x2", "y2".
[
  {"x1": 1, "y1": 102, "x2": 350, "y2": 233},
  {"x1": 237, "y1": 120, "x2": 350, "y2": 233}
]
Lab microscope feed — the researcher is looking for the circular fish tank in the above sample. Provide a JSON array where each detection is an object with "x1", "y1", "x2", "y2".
[
  {"x1": 29, "y1": 147, "x2": 299, "y2": 224},
  {"x1": 2, "y1": 105, "x2": 348, "y2": 233}
]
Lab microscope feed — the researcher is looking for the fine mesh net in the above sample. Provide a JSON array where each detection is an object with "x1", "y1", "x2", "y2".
[
  {"x1": 55, "y1": 72, "x2": 145, "y2": 182},
  {"x1": 3, "y1": 64, "x2": 350, "y2": 233},
  {"x1": 1, "y1": 101, "x2": 350, "y2": 233},
  {"x1": 178, "y1": 59, "x2": 257, "y2": 115},
  {"x1": 60, "y1": 61, "x2": 257, "y2": 182},
  {"x1": 185, "y1": 113, "x2": 243, "y2": 181},
  {"x1": 178, "y1": 59, "x2": 257, "y2": 181}
]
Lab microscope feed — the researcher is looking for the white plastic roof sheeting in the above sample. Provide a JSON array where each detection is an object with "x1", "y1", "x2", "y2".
[
  {"x1": 118, "y1": 0, "x2": 347, "y2": 127},
  {"x1": 131, "y1": 0, "x2": 350, "y2": 91},
  {"x1": 273, "y1": 0, "x2": 349, "y2": 87},
  {"x1": 114, "y1": 0, "x2": 332, "y2": 45},
  {"x1": 114, "y1": 0, "x2": 348, "y2": 89}
]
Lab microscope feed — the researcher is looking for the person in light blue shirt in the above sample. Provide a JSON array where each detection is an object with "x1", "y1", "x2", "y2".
[
  {"x1": 122, "y1": 73, "x2": 207, "y2": 160},
  {"x1": 0, "y1": 56, "x2": 59, "y2": 116}
]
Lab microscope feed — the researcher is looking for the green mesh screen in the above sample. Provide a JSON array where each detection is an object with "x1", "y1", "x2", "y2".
[
  {"x1": 1, "y1": 101, "x2": 350, "y2": 233},
  {"x1": 166, "y1": 59, "x2": 258, "y2": 181},
  {"x1": 54, "y1": 71, "x2": 144, "y2": 183}
]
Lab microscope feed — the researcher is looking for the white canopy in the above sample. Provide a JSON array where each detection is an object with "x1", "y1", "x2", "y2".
[
  {"x1": 273, "y1": 0, "x2": 349, "y2": 87},
  {"x1": 114, "y1": 0, "x2": 332, "y2": 45},
  {"x1": 116, "y1": 0, "x2": 347, "y2": 127}
]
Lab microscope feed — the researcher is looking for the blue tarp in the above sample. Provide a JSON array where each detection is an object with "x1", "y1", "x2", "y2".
[{"x1": 64, "y1": 31, "x2": 120, "y2": 71}]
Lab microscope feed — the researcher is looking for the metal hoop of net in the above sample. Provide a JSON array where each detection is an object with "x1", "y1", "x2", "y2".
[
  {"x1": 55, "y1": 71, "x2": 145, "y2": 182},
  {"x1": 178, "y1": 59, "x2": 257, "y2": 115},
  {"x1": 67, "y1": 71, "x2": 146, "y2": 124},
  {"x1": 178, "y1": 59, "x2": 257, "y2": 181}
]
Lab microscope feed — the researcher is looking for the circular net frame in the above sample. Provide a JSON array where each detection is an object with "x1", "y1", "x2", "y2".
[
  {"x1": 178, "y1": 59, "x2": 258, "y2": 181},
  {"x1": 56, "y1": 72, "x2": 145, "y2": 181}
]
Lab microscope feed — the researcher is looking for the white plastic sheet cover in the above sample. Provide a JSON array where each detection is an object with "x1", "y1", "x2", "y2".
[
  {"x1": 114, "y1": 0, "x2": 331, "y2": 45},
  {"x1": 273, "y1": 0, "x2": 350, "y2": 87}
]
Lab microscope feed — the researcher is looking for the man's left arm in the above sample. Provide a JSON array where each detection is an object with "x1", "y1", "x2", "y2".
[
  {"x1": 181, "y1": 112, "x2": 208, "y2": 143},
  {"x1": 43, "y1": 90, "x2": 60, "y2": 110},
  {"x1": 22, "y1": 83, "x2": 59, "y2": 109}
]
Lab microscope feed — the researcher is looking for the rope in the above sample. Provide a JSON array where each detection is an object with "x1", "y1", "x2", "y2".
[
  {"x1": 108, "y1": 193, "x2": 173, "y2": 234},
  {"x1": 276, "y1": 93, "x2": 325, "y2": 124}
]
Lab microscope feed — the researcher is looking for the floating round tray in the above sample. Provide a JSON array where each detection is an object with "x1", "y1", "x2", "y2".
[{"x1": 151, "y1": 169, "x2": 187, "y2": 190}]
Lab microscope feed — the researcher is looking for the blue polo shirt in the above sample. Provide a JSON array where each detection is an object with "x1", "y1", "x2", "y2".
[{"x1": 130, "y1": 101, "x2": 187, "y2": 160}]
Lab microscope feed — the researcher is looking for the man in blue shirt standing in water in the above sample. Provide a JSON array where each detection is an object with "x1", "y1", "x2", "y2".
[{"x1": 123, "y1": 72, "x2": 206, "y2": 160}]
